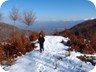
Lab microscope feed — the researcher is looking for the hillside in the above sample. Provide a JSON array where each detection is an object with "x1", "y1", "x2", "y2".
[
  {"x1": 70, "y1": 19, "x2": 96, "y2": 36},
  {"x1": 0, "y1": 22, "x2": 29, "y2": 41}
]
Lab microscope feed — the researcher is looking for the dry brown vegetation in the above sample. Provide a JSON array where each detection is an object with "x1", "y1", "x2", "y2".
[
  {"x1": 0, "y1": 30, "x2": 43, "y2": 65},
  {"x1": 59, "y1": 29, "x2": 96, "y2": 54},
  {"x1": 29, "y1": 31, "x2": 39, "y2": 41},
  {"x1": 77, "y1": 55, "x2": 96, "y2": 66},
  {"x1": 54, "y1": 19, "x2": 96, "y2": 54}
]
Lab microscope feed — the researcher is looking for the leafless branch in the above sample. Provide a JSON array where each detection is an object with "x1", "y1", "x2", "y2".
[{"x1": 22, "y1": 11, "x2": 36, "y2": 26}]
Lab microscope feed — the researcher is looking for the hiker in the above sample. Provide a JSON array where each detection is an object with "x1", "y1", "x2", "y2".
[{"x1": 38, "y1": 33, "x2": 45, "y2": 53}]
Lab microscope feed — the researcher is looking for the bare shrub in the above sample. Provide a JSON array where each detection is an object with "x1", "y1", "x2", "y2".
[
  {"x1": 9, "y1": 7, "x2": 20, "y2": 33},
  {"x1": 22, "y1": 10, "x2": 36, "y2": 36}
]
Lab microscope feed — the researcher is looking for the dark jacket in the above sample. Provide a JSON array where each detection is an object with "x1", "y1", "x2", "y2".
[{"x1": 38, "y1": 36, "x2": 45, "y2": 44}]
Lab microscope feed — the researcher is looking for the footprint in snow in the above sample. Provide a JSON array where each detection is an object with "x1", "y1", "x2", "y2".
[{"x1": 38, "y1": 64, "x2": 45, "y2": 72}]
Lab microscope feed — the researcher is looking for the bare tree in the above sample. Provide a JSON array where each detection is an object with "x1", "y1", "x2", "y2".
[
  {"x1": 9, "y1": 7, "x2": 20, "y2": 32},
  {"x1": 22, "y1": 11, "x2": 36, "y2": 36}
]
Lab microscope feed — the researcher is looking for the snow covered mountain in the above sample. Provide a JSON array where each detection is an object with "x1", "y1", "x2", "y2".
[{"x1": 0, "y1": 36, "x2": 95, "y2": 72}]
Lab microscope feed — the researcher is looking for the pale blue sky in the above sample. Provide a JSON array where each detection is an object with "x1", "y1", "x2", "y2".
[{"x1": 0, "y1": 0, "x2": 96, "y2": 21}]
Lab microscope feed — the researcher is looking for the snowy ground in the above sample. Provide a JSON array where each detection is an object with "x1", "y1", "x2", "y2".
[{"x1": 0, "y1": 36, "x2": 96, "y2": 72}]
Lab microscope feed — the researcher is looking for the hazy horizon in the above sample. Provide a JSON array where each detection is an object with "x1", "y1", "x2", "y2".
[{"x1": 2, "y1": 20, "x2": 83, "y2": 34}]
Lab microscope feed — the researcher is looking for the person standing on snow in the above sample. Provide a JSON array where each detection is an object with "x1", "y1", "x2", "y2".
[{"x1": 38, "y1": 33, "x2": 45, "y2": 53}]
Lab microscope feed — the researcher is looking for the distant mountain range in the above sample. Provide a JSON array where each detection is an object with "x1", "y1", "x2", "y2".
[
  {"x1": 1, "y1": 19, "x2": 95, "y2": 40},
  {"x1": 16, "y1": 20, "x2": 83, "y2": 34}
]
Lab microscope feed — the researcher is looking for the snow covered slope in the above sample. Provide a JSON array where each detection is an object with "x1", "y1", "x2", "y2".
[
  {"x1": 0, "y1": 65, "x2": 8, "y2": 72},
  {"x1": 90, "y1": 66, "x2": 96, "y2": 72},
  {"x1": 0, "y1": 36, "x2": 95, "y2": 72}
]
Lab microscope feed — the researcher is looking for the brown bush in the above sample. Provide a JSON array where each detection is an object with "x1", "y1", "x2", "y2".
[
  {"x1": 0, "y1": 47, "x2": 6, "y2": 64},
  {"x1": 63, "y1": 29, "x2": 71, "y2": 37},
  {"x1": 62, "y1": 30, "x2": 96, "y2": 54},
  {"x1": 1, "y1": 31, "x2": 35, "y2": 59},
  {"x1": 0, "y1": 30, "x2": 39, "y2": 65},
  {"x1": 21, "y1": 34, "x2": 29, "y2": 45},
  {"x1": 54, "y1": 32, "x2": 61, "y2": 36},
  {"x1": 29, "y1": 31, "x2": 39, "y2": 41}
]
